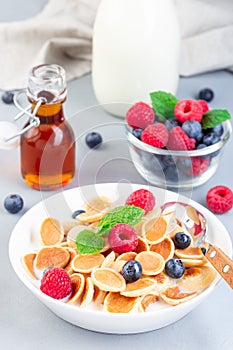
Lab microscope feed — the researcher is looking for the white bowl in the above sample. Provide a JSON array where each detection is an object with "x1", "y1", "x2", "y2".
[{"x1": 9, "y1": 183, "x2": 232, "y2": 334}]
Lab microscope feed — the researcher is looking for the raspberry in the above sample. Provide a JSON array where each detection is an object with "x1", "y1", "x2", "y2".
[
  {"x1": 126, "y1": 102, "x2": 155, "y2": 129},
  {"x1": 186, "y1": 157, "x2": 210, "y2": 176},
  {"x1": 198, "y1": 100, "x2": 209, "y2": 114},
  {"x1": 141, "y1": 123, "x2": 168, "y2": 148},
  {"x1": 174, "y1": 100, "x2": 203, "y2": 123},
  {"x1": 40, "y1": 267, "x2": 72, "y2": 300},
  {"x1": 125, "y1": 189, "x2": 155, "y2": 214},
  {"x1": 206, "y1": 186, "x2": 233, "y2": 214},
  {"x1": 167, "y1": 126, "x2": 196, "y2": 151},
  {"x1": 108, "y1": 224, "x2": 138, "y2": 254}
]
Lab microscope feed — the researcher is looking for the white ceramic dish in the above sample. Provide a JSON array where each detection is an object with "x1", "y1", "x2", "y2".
[{"x1": 9, "y1": 183, "x2": 232, "y2": 334}]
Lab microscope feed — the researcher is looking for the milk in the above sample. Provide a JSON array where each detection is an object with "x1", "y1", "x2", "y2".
[{"x1": 92, "y1": 0, "x2": 180, "y2": 117}]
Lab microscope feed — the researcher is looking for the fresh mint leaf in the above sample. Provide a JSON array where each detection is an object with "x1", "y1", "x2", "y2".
[
  {"x1": 201, "y1": 109, "x2": 231, "y2": 129},
  {"x1": 150, "y1": 91, "x2": 178, "y2": 121},
  {"x1": 76, "y1": 229, "x2": 104, "y2": 255},
  {"x1": 97, "y1": 205, "x2": 145, "y2": 236}
]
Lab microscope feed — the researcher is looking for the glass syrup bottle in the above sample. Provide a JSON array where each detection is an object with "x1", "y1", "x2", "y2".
[{"x1": 20, "y1": 64, "x2": 75, "y2": 191}]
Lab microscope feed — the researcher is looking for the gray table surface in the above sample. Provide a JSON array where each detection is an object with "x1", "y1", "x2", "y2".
[{"x1": 0, "y1": 1, "x2": 233, "y2": 349}]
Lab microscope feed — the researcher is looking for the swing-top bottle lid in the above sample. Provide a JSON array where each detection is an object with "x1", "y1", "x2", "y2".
[{"x1": 27, "y1": 64, "x2": 67, "y2": 104}]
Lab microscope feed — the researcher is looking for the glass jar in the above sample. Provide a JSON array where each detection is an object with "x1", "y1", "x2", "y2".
[{"x1": 20, "y1": 64, "x2": 75, "y2": 191}]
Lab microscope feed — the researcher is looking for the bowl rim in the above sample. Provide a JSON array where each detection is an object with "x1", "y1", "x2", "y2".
[{"x1": 125, "y1": 120, "x2": 232, "y2": 157}]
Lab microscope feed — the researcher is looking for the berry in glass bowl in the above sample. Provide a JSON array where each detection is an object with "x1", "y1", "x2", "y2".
[{"x1": 125, "y1": 91, "x2": 232, "y2": 189}]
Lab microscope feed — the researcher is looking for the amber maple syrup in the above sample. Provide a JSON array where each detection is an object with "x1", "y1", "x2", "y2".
[{"x1": 20, "y1": 64, "x2": 75, "y2": 191}]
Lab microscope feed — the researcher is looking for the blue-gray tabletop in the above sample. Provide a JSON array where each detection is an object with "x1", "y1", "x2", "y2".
[{"x1": 0, "y1": 1, "x2": 233, "y2": 349}]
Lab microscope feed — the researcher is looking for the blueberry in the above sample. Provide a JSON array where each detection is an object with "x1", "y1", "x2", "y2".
[
  {"x1": 207, "y1": 124, "x2": 224, "y2": 138},
  {"x1": 122, "y1": 260, "x2": 142, "y2": 282},
  {"x1": 165, "y1": 118, "x2": 179, "y2": 131},
  {"x1": 213, "y1": 124, "x2": 224, "y2": 137},
  {"x1": 4, "y1": 194, "x2": 24, "y2": 214},
  {"x1": 201, "y1": 247, "x2": 207, "y2": 255},
  {"x1": 164, "y1": 165, "x2": 179, "y2": 182},
  {"x1": 42, "y1": 266, "x2": 53, "y2": 277},
  {"x1": 196, "y1": 144, "x2": 209, "y2": 159},
  {"x1": 177, "y1": 157, "x2": 192, "y2": 170},
  {"x1": 173, "y1": 232, "x2": 191, "y2": 249},
  {"x1": 141, "y1": 152, "x2": 165, "y2": 172},
  {"x1": 1, "y1": 91, "x2": 14, "y2": 104},
  {"x1": 153, "y1": 155, "x2": 167, "y2": 171},
  {"x1": 203, "y1": 132, "x2": 220, "y2": 146},
  {"x1": 195, "y1": 131, "x2": 204, "y2": 143},
  {"x1": 182, "y1": 120, "x2": 202, "y2": 140},
  {"x1": 72, "y1": 209, "x2": 85, "y2": 219},
  {"x1": 165, "y1": 258, "x2": 185, "y2": 279},
  {"x1": 85, "y1": 132, "x2": 102, "y2": 149},
  {"x1": 210, "y1": 149, "x2": 221, "y2": 158},
  {"x1": 198, "y1": 88, "x2": 214, "y2": 102},
  {"x1": 132, "y1": 128, "x2": 143, "y2": 140},
  {"x1": 160, "y1": 155, "x2": 175, "y2": 167}
]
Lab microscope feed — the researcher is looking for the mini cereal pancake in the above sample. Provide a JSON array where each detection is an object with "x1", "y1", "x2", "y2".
[
  {"x1": 168, "y1": 224, "x2": 191, "y2": 241},
  {"x1": 64, "y1": 247, "x2": 77, "y2": 274},
  {"x1": 72, "y1": 253, "x2": 104, "y2": 273},
  {"x1": 80, "y1": 277, "x2": 95, "y2": 308},
  {"x1": 134, "y1": 237, "x2": 149, "y2": 254},
  {"x1": 175, "y1": 247, "x2": 204, "y2": 260},
  {"x1": 160, "y1": 286, "x2": 198, "y2": 306},
  {"x1": 145, "y1": 207, "x2": 161, "y2": 220},
  {"x1": 93, "y1": 285, "x2": 107, "y2": 304},
  {"x1": 180, "y1": 258, "x2": 206, "y2": 268},
  {"x1": 186, "y1": 206, "x2": 200, "y2": 225},
  {"x1": 150, "y1": 272, "x2": 174, "y2": 291},
  {"x1": 62, "y1": 219, "x2": 80, "y2": 236},
  {"x1": 135, "y1": 251, "x2": 165, "y2": 276},
  {"x1": 22, "y1": 253, "x2": 37, "y2": 279},
  {"x1": 168, "y1": 224, "x2": 183, "y2": 239},
  {"x1": 101, "y1": 251, "x2": 116, "y2": 268},
  {"x1": 177, "y1": 266, "x2": 217, "y2": 291},
  {"x1": 150, "y1": 237, "x2": 175, "y2": 262},
  {"x1": 142, "y1": 216, "x2": 167, "y2": 244},
  {"x1": 161, "y1": 211, "x2": 177, "y2": 233},
  {"x1": 116, "y1": 252, "x2": 137, "y2": 262},
  {"x1": 91, "y1": 267, "x2": 126, "y2": 292},
  {"x1": 89, "y1": 221, "x2": 100, "y2": 229},
  {"x1": 85, "y1": 196, "x2": 113, "y2": 212},
  {"x1": 121, "y1": 278, "x2": 156, "y2": 297},
  {"x1": 40, "y1": 218, "x2": 64, "y2": 246},
  {"x1": 78, "y1": 196, "x2": 113, "y2": 223},
  {"x1": 134, "y1": 208, "x2": 161, "y2": 236},
  {"x1": 134, "y1": 217, "x2": 147, "y2": 236},
  {"x1": 58, "y1": 242, "x2": 69, "y2": 248},
  {"x1": 111, "y1": 260, "x2": 126, "y2": 273},
  {"x1": 104, "y1": 292, "x2": 138, "y2": 313},
  {"x1": 67, "y1": 273, "x2": 85, "y2": 304},
  {"x1": 35, "y1": 246, "x2": 70, "y2": 270},
  {"x1": 139, "y1": 292, "x2": 160, "y2": 312}
]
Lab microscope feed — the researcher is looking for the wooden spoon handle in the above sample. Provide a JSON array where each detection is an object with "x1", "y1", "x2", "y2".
[{"x1": 205, "y1": 245, "x2": 233, "y2": 288}]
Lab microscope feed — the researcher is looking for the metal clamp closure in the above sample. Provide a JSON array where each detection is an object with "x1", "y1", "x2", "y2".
[{"x1": 5, "y1": 90, "x2": 46, "y2": 142}]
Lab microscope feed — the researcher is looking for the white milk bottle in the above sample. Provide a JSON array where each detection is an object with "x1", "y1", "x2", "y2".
[{"x1": 92, "y1": 0, "x2": 180, "y2": 117}]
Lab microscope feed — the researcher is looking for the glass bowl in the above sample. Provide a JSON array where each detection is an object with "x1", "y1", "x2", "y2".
[{"x1": 126, "y1": 121, "x2": 232, "y2": 189}]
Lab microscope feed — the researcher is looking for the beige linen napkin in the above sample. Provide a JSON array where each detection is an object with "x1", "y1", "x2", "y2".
[
  {"x1": 0, "y1": 0, "x2": 100, "y2": 90},
  {"x1": 1, "y1": 0, "x2": 233, "y2": 90}
]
